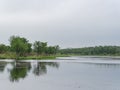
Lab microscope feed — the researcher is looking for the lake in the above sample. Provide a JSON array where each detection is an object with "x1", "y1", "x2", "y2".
[{"x1": 0, "y1": 56, "x2": 120, "y2": 90}]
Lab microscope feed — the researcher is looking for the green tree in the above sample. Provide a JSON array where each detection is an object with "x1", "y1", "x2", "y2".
[
  {"x1": 33, "y1": 41, "x2": 47, "y2": 55},
  {"x1": 59, "y1": 46, "x2": 120, "y2": 55},
  {"x1": 0, "y1": 44, "x2": 10, "y2": 53},
  {"x1": 9, "y1": 36, "x2": 32, "y2": 57},
  {"x1": 45, "y1": 45, "x2": 59, "y2": 55}
]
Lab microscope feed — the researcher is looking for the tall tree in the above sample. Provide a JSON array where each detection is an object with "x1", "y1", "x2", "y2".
[
  {"x1": 33, "y1": 41, "x2": 47, "y2": 55},
  {"x1": 9, "y1": 36, "x2": 32, "y2": 57}
]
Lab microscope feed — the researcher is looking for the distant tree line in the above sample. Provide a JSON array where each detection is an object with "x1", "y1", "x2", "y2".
[
  {"x1": 59, "y1": 46, "x2": 120, "y2": 55},
  {"x1": 0, "y1": 36, "x2": 59, "y2": 58}
]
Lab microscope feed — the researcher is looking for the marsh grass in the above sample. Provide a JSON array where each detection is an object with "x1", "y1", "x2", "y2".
[{"x1": 0, "y1": 53, "x2": 56, "y2": 60}]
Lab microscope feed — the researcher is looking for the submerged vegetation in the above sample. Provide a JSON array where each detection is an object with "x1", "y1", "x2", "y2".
[{"x1": 0, "y1": 36, "x2": 59, "y2": 60}]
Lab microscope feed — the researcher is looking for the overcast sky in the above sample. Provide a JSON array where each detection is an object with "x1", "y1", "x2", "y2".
[{"x1": 0, "y1": 0, "x2": 120, "y2": 48}]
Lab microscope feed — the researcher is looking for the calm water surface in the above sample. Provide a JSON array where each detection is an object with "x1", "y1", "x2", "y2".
[{"x1": 0, "y1": 56, "x2": 120, "y2": 90}]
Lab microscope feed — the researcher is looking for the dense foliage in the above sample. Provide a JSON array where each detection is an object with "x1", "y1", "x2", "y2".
[
  {"x1": 0, "y1": 44, "x2": 10, "y2": 53},
  {"x1": 0, "y1": 36, "x2": 59, "y2": 59},
  {"x1": 60, "y1": 46, "x2": 120, "y2": 55},
  {"x1": 33, "y1": 41, "x2": 47, "y2": 55},
  {"x1": 10, "y1": 36, "x2": 32, "y2": 56},
  {"x1": 0, "y1": 35, "x2": 120, "y2": 59}
]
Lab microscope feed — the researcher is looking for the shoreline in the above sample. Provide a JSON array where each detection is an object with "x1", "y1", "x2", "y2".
[
  {"x1": 57, "y1": 55, "x2": 120, "y2": 59},
  {"x1": 0, "y1": 53, "x2": 120, "y2": 60},
  {"x1": 0, "y1": 53, "x2": 56, "y2": 60}
]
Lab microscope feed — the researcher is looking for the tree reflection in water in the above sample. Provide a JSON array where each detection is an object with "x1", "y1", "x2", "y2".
[
  {"x1": 33, "y1": 62, "x2": 59, "y2": 76},
  {"x1": 8, "y1": 61, "x2": 59, "y2": 82},
  {"x1": 9, "y1": 62, "x2": 31, "y2": 82},
  {"x1": 0, "y1": 62, "x2": 7, "y2": 73}
]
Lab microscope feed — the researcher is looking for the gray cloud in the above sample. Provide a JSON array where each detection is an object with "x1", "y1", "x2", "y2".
[{"x1": 0, "y1": 0, "x2": 120, "y2": 48}]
